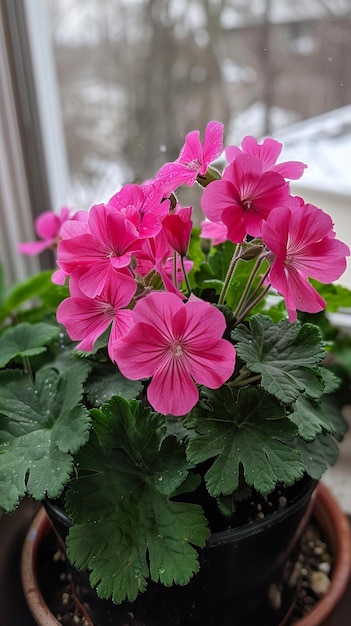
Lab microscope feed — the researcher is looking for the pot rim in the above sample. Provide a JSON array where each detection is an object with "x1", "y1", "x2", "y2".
[
  {"x1": 21, "y1": 507, "x2": 61, "y2": 626},
  {"x1": 208, "y1": 475, "x2": 317, "y2": 546},
  {"x1": 287, "y1": 481, "x2": 351, "y2": 626},
  {"x1": 21, "y1": 481, "x2": 351, "y2": 626}
]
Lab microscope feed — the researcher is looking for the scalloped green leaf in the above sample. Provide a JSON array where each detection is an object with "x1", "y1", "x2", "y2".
[
  {"x1": 288, "y1": 395, "x2": 335, "y2": 441},
  {"x1": 85, "y1": 362, "x2": 143, "y2": 407},
  {"x1": 0, "y1": 362, "x2": 91, "y2": 512},
  {"x1": 65, "y1": 397, "x2": 209, "y2": 603},
  {"x1": 0, "y1": 322, "x2": 60, "y2": 367},
  {"x1": 232, "y1": 315, "x2": 326, "y2": 403},
  {"x1": 293, "y1": 433, "x2": 339, "y2": 480},
  {"x1": 185, "y1": 386, "x2": 303, "y2": 496}
]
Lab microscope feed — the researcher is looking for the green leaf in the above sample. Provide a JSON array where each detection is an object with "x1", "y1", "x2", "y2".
[
  {"x1": 0, "y1": 322, "x2": 60, "y2": 367},
  {"x1": 85, "y1": 361, "x2": 143, "y2": 407},
  {"x1": 293, "y1": 433, "x2": 339, "y2": 480},
  {"x1": 288, "y1": 395, "x2": 335, "y2": 441},
  {"x1": 310, "y1": 281, "x2": 351, "y2": 312},
  {"x1": 0, "y1": 363, "x2": 91, "y2": 512},
  {"x1": 185, "y1": 386, "x2": 303, "y2": 496},
  {"x1": 319, "y1": 393, "x2": 349, "y2": 442},
  {"x1": 0, "y1": 271, "x2": 68, "y2": 325},
  {"x1": 65, "y1": 397, "x2": 209, "y2": 603},
  {"x1": 233, "y1": 315, "x2": 326, "y2": 404}
]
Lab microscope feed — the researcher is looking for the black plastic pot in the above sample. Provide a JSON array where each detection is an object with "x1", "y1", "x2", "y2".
[
  {"x1": 41, "y1": 476, "x2": 317, "y2": 626},
  {"x1": 201, "y1": 475, "x2": 317, "y2": 626}
]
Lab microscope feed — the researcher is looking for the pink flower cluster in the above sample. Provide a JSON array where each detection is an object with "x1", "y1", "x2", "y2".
[
  {"x1": 19, "y1": 122, "x2": 349, "y2": 416},
  {"x1": 200, "y1": 132, "x2": 349, "y2": 321}
]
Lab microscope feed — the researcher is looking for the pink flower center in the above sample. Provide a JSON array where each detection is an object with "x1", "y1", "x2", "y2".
[
  {"x1": 188, "y1": 159, "x2": 201, "y2": 172},
  {"x1": 169, "y1": 339, "x2": 185, "y2": 358},
  {"x1": 242, "y1": 198, "x2": 253, "y2": 211}
]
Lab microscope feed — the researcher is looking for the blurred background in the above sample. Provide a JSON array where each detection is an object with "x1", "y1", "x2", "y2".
[{"x1": 1, "y1": 0, "x2": 351, "y2": 286}]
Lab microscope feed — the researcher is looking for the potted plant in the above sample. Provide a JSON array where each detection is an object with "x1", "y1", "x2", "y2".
[{"x1": 0, "y1": 122, "x2": 350, "y2": 626}]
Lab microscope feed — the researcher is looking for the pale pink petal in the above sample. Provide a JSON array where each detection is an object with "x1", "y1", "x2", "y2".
[
  {"x1": 200, "y1": 220, "x2": 228, "y2": 246},
  {"x1": 18, "y1": 240, "x2": 55, "y2": 255}
]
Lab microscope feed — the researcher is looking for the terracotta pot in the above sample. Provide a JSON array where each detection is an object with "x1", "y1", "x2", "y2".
[
  {"x1": 281, "y1": 481, "x2": 351, "y2": 626},
  {"x1": 21, "y1": 482, "x2": 351, "y2": 626},
  {"x1": 21, "y1": 505, "x2": 60, "y2": 626}
]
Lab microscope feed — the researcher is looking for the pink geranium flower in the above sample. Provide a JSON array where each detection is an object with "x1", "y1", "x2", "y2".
[
  {"x1": 162, "y1": 206, "x2": 193, "y2": 256},
  {"x1": 57, "y1": 204, "x2": 141, "y2": 298},
  {"x1": 57, "y1": 268, "x2": 136, "y2": 359},
  {"x1": 201, "y1": 153, "x2": 290, "y2": 243},
  {"x1": 137, "y1": 231, "x2": 191, "y2": 298},
  {"x1": 18, "y1": 207, "x2": 71, "y2": 255},
  {"x1": 156, "y1": 121, "x2": 223, "y2": 195},
  {"x1": 225, "y1": 136, "x2": 307, "y2": 180},
  {"x1": 108, "y1": 180, "x2": 170, "y2": 239},
  {"x1": 113, "y1": 292, "x2": 236, "y2": 416},
  {"x1": 262, "y1": 203, "x2": 350, "y2": 321}
]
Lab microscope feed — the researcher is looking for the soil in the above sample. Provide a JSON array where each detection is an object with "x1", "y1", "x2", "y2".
[{"x1": 37, "y1": 515, "x2": 332, "y2": 626}]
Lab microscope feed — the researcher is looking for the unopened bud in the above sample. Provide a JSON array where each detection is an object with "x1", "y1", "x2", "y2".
[
  {"x1": 200, "y1": 238, "x2": 212, "y2": 256},
  {"x1": 196, "y1": 165, "x2": 221, "y2": 188},
  {"x1": 240, "y1": 239, "x2": 264, "y2": 260}
]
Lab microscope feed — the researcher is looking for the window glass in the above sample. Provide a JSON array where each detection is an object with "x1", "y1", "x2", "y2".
[{"x1": 46, "y1": 0, "x2": 351, "y2": 219}]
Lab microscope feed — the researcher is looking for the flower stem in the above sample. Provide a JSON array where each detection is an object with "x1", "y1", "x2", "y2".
[
  {"x1": 23, "y1": 356, "x2": 34, "y2": 384},
  {"x1": 229, "y1": 373, "x2": 262, "y2": 388},
  {"x1": 172, "y1": 251, "x2": 177, "y2": 287},
  {"x1": 233, "y1": 283, "x2": 271, "y2": 328},
  {"x1": 233, "y1": 255, "x2": 264, "y2": 320},
  {"x1": 181, "y1": 255, "x2": 192, "y2": 296},
  {"x1": 218, "y1": 244, "x2": 242, "y2": 305},
  {"x1": 241, "y1": 267, "x2": 271, "y2": 311}
]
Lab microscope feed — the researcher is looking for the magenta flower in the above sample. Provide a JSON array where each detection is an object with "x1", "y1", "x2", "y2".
[
  {"x1": 201, "y1": 153, "x2": 290, "y2": 243},
  {"x1": 57, "y1": 268, "x2": 136, "y2": 359},
  {"x1": 262, "y1": 203, "x2": 350, "y2": 321},
  {"x1": 137, "y1": 231, "x2": 190, "y2": 298},
  {"x1": 162, "y1": 206, "x2": 193, "y2": 256},
  {"x1": 225, "y1": 136, "x2": 307, "y2": 180},
  {"x1": 18, "y1": 207, "x2": 71, "y2": 255},
  {"x1": 156, "y1": 121, "x2": 223, "y2": 195},
  {"x1": 57, "y1": 203, "x2": 141, "y2": 298},
  {"x1": 113, "y1": 292, "x2": 236, "y2": 416},
  {"x1": 176, "y1": 121, "x2": 224, "y2": 175},
  {"x1": 108, "y1": 180, "x2": 170, "y2": 239}
]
